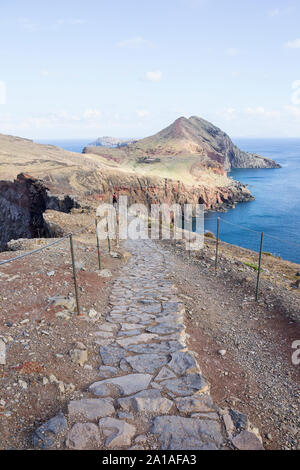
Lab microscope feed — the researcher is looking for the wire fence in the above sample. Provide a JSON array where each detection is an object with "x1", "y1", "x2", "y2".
[
  {"x1": 0, "y1": 218, "x2": 111, "y2": 382},
  {"x1": 218, "y1": 217, "x2": 300, "y2": 249},
  {"x1": 212, "y1": 217, "x2": 300, "y2": 301},
  {"x1": 1, "y1": 211, "x2": 299, "y2": 382},
  {"x1": 147, "y1": 213, "x2": 299, "y2": 303}
]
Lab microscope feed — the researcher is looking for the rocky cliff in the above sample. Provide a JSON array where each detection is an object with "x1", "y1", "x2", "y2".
[
  {"x1": 0, "y1": 128, "x2": 257, "y2": 248},
  {"x1": 82, "y1": 169, "x2": 254, "y2": 210},
  {"x1": 0, "y1": 174, "x2": 79, "y2": 250}
]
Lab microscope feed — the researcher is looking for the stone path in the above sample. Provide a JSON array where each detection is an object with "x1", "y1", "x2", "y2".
[{"x1": 32, "y1": 239, "x2": 264, "y2": 450}]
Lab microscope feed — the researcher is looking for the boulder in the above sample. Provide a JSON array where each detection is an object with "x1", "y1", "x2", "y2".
[{"x1": 32, "y1": 412, "x2": 67, "y2": 449}]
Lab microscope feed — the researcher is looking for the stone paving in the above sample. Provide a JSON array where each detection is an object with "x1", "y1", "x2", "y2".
[{"x1": 32, "y1": 238, "x2": 264, "y2": 450}]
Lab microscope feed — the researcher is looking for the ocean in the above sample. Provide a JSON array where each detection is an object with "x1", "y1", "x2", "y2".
[
  {"x1": 37, "y1": 139, "x2": 91, "y2": 153},
  {"x1": 36, "y1": 138, "x2": 300, "y2": 265},
  {"x1": 205, "y1": 138, "x2": 300, "y2": 265}
]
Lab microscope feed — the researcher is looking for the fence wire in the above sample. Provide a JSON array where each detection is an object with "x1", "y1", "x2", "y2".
[
  {"x1": 219, "y1": 217, "x2": 300, "y2": 249},
  {"x1": 211, "y1": 216, "x2": 300, "y2": 302},
  {"x1": 0, "y1": 219, "x2": 100, "y2": 382}
]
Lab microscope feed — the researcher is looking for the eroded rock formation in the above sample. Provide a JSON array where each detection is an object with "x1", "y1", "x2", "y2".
[
  {"x1": 82, "y1": 170, "x2": 254, "y2": 211},
  {"x1": 0, "y1": 174, "x2": 79, "y2": 250}
]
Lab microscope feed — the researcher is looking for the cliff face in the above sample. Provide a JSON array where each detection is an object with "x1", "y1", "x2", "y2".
[
  {"x1": 82, "y1": 169, "x2": 254, "y2": 211},
  {"x1": 0, "y1": 174, "x2": 47, "y2": 250},
  {"x1": 0, "y1": 174, "x2": 79, "y2": 250},
  {"x1": 0, "y1": 128, "x2": 258, "y2": 248},
  {"x1": 0, "y1": 171, "x2": 253, "y2": 250},
  {"x1": 186, "y1": 116, "x2": 281, "y2": 169}
]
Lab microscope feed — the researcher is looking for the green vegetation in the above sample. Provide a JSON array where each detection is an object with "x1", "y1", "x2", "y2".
[
  {"x1": 243, "y1": 261, "x2": 262, "y2": 272},
  {"x1": 204, "y1": 231, "x2": 216, "y2": 239},
  {"x1": 262, "y1": 251, "x2": 282, "y2": 259}
]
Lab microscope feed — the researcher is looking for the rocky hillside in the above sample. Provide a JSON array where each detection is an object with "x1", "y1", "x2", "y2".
[
  {"x1": 84, "y1": 116, "x2": 280, "y2": 170},
  {"x1": 0, "y1": 127, "x2": 259, "y2": 249}
]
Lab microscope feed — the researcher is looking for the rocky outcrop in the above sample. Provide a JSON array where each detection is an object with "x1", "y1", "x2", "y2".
[
  {"x1": 0, "y1": 174, "x2": 79, "y2": 250},
  {"x1": 0, "y1": 174, "x2": 47, "y2": 250}
]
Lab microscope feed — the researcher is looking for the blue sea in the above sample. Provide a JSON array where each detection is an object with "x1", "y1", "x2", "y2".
[
  {"x1": 37, "y1": 139, "x2": 91, "y2": 153},
  {"x1": 205, "y1": 138, "x2": 300, "y2": 265},
  {"x1": 36, "y1": 138, "x2": 300, "y2": 265}
]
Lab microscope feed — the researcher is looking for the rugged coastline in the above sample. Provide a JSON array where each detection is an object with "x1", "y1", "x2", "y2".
[
  {"x1": 0, "y1": 115, "x2": 280, "y2": 250},
  {"x1": 0, "y1": 172, "x2": 253, "y2": 251}
]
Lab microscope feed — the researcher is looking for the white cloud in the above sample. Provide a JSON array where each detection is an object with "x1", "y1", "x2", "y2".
[
  {"x1": 217, "y1": 107, "x2": 238, "y2": 121},
  {"x1": 83, "y1": 109, "x2": 101, "y2": 121},
  {"x1": 136, "y1": 109, "x2": 150, "y2": 118},
  {"x1": 220, "y1": 103, "x2": 300, "y2": 126},
  {"x1": 179, "y1": 0, "x2": 207, "y2": 7},
  {"x1": 244, "y1": 106, "x2": 265, "y2": 115},
  {"x1": 291, "y1": 80, "x2": 300, "y2": 104},
  {"x1": 68, "y1": 19, "x2": 86, "y2": 25},
  {"x1": 225, "y1": 48, "x2": 239, "y2": 56},
  {"x1": 0, "y1": 109, "x2": 101, "y2": 133},
  {"x1": 269, "y1": 8, "x2": 280, "y2": 17},
  {"x1": 55, "y1": 18, "x2": 87, "y2": 26},
  {"x1": 142, "y1": 71, "x2": 162, "y2": 82},
  {"x1": 7, "y1": 109, "x2": 101, "y2": 131},
  {"x1": 286, "y1": 38, "x2": 300, "y2": 49},
  {"x1": 117, "y1": 37, "x2": 153, "y2": 48},
  {"x1": 19, "y1": 111, "x2": 81, "y2": 129},
  {"x1": 17, "y1": 18, "x2": 38, "y2": 32},
  {"x1": 284, "y1": 105, "x2": 300, "y2": 117},
  {"x1": 40, "y1": 69, "x2": 49, "y2": 77},
  {"x1": 82, "y1": 109, "x2": 102, "y2": 128},
  {"x1": 16, "y1": 17, "x2": 86, "y2": 33},
  {"x1": 244, "y1": 106, "x2": 280, "y2": 118}
]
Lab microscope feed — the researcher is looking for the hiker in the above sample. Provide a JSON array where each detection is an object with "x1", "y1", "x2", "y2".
[{"x1": 112, "y1": 192, "x2": 118, "y2": 210}]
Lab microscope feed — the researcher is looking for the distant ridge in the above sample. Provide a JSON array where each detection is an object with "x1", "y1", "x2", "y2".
[{"x1": 88, "y1": 136, "x2": 136, "y2": 148}]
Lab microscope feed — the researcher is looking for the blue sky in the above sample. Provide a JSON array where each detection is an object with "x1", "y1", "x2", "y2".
[{"x1": 0, "y1": 0, "x2": 300, "y2": 139}]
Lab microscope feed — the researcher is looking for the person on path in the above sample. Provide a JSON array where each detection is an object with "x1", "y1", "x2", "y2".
[{"x1": 112, "y1": 192, "x2": 118, "y2": 210}]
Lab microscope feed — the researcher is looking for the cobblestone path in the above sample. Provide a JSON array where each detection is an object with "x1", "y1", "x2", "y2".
[{"x1": 33, "y1": 239, "x2": 263, "y2": 450}]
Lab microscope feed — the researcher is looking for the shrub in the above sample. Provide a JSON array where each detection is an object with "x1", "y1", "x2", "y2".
[{"x1": 204, "y1": 231, "x2": 216, "y2": 239}]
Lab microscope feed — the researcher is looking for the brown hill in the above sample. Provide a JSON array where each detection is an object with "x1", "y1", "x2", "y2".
[
  {"x1": 0, "y1": 130, "x2": 255, "y2": 249},
  {"x1": 83, "y1": 115, "x2": 280, "y2": 171}
]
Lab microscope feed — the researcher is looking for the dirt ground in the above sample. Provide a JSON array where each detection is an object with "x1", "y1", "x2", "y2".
[
  {"x1": 0, "y1": 229, "x2": 123, "y2": 450},
  {"x1": 159, "y1": 238, "x2": 300, "y2": 450},
  {"x1": 1, "y1": 216, "x2": 299, "y2": 450}
]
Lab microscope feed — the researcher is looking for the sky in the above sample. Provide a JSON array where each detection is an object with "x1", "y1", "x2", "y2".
[{"x1": 0, "y1": 0, "x2": 300, "y2": 140}]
